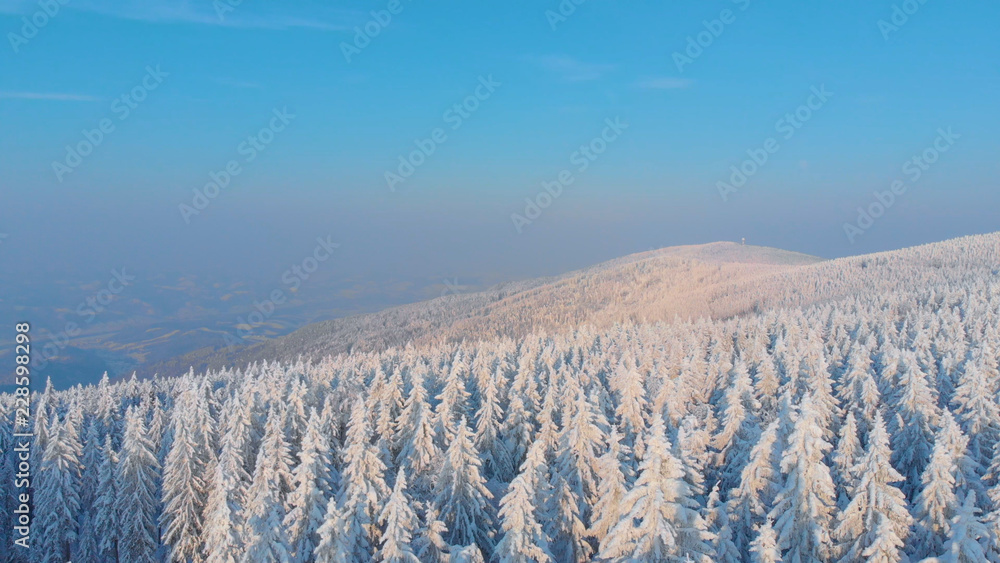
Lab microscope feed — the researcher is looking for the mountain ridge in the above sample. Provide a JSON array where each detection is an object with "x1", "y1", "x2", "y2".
[{"x1": 139, "y1": 232, "x2": 1000, "y2": 379}]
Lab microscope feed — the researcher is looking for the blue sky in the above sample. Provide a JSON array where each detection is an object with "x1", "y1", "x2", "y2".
[{"x1": 1, "y1": 0, "x2": 998, "y2": 291}]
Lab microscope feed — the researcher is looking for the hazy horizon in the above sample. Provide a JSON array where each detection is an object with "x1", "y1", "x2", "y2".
[{"x1": 2, "y1": 0, "x2": 998, "y2": 387}]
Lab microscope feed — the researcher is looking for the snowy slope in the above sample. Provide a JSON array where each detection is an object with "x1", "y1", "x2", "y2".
[{"x1": 188, "y1": 233, "x2": 997, "y2": 375}]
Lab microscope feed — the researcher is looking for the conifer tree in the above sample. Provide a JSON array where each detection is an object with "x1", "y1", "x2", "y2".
[
  {"x1": 952, "y1": 360, "x2": 1000, "y2": 468},
  {"x1": 496, "y1": 441, "x2": 554, "y2": 563},
  {"x1": 160, "y1": 400, "x2": 208, "y2": 562},
  {"x1": 396, "y1": 370, "x2": 440, "y2": 494},
  {"x1": 912, "y1": 430, "x2": 960, "y2": 559},
  {"x1": 242, "y1": 406, "x2": 294, "y2": 561},
  {"x1": 92, "y1": 435, "x2": 120, "y2": 562},
  {"x1": 284, "y1": 408, "x2": 333, "y2": 562},
  {"x1": 414, "y1": 505, "x2": 450, "y2": 563},
  {"x1": 599, "y1": 413, "x2": 712, "y2": 562},
  {"x1": 768, "y1": 395, "x2": 836, "y2": 563},
  {"x1": 435, "y1": 355, "x2": 471, "y2": 446},
  {"x1": 749, "y1": 519, "x2": 782, "y2": 563},
  {"x1": 475, "y1": 369, "x2": 512, "y2": 481},
  {"x1": 935, "y1": 492, "x2": 991, "y2": 563},
  {"x1": 36, "y1": 415, "x2": 82, "y2": 563},
  {"x1": 202, "y1": 436, "x2": 245, "y2": 563},
  {"x1": 376, "y1": 469, "x2": 421, "y2": 563},
  {"x1": 832, "y1": 412, "x2": 863, "y2": 509},
  {"x1": 313, "y1": 399, "x2": 389, "y2": 563},
  {"x1": 834, "y1": 412, "x2": 911, "y2": 563},
  {"x1": 588, "y1": 428, "x2": 631, "y2": 545},
  {"x1": 434, "y1": 416, "x2": 497, "y2": 551},
  {"x1": 727, "y1": 419, "x2": 782, "y2": 555},
  {"x1": 116, "y1": 406, "x2": 161, "y2": 563},
  {"x1": 890, "y1": 355, "x2": 940, "y2": 498}
]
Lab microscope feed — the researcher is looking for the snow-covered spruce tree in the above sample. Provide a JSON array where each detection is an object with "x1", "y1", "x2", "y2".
[
  {"x1": 313, "y1": 399, "x2": 389, "y2": 563},
  {"x1": 804, "y1": 338, "x2": 843, "y2": 441},
  {"x1": 160, "y1": 392, "x2": 209, "y2": 562},
  {"x1": 598, "y1": 413, "x2": 712, "y2": 562},
  {"x1": 474, "y1": 368, "x2": 513, "y2": 482},
  {"x1": 395, "y1": 366, "x2": 440, "y2": 494},
  {"x1": 934, "y1": 491, "x2": 992, "y2": 563},
  {"x1": 241, "y1": 406, "x2": 294, "y2": 561},
  {"x1": 434, "y1": 416, "x2": 497, "y2": 551},
  {"x1": 937, "y1": 411, "x2": 988, "y2": 509},
  {"x1": 283, "y1": 408, "x2": 334, "y2": 562},
  {"x1": 555, "y1": 387, "x2": 604, "y2": 510},
  {"x1": 838, "y1": 344, "x2": 879, "y2": 434},
  {"x1": 749, "y1": 518, "x2": 782, "y2": 563},
  {"x1": 753, "y1": 354, "x2": 781, "y2": 420},
  {"x1": 912, "y1": 427, "x2": 961, "y2": 559},
  {"x1": 95, "y1": 371, "x2": 118, "y2": 436},
  {"x1": 414, "y1": 505, "x2": 450, "y2": 563},
  {"x1": 79, "y1": 417, "x2": 102, "y2": 513},
  {"x1": 31, "y1": 378, "x2": 54, "y2": 474},
  {"x1": 375, "y1": 369, "x2": 405, "y2": 456},
  {"x1": 612, "y1": 358, "x2": 648, "y2": 459},
  {"x1": 726, "y1": 418, "x2": 781, "y2": 556},
  {"x1": 202, "y1": 426, "x2": 247, "y2": 563},
  {"x1": 587, "y1": 427, "x2": 631, "y2": 546},
  {"x1": 376, "y1": 469, "x2": 421, "y2": 563},
  {"x1": 434, "y1": 352, "x2": 471, "y2": 447},
  {"x1": 675, "y1": 414, "x2": 712, "y2": 500},
  {"x1": 495, "y1": 441, "x2": 554, "y2": 563},
  {"x1": 712, "y1": 519, "x2": 742, "y2": 563},
  {"x1": 115, "y1": 405, "x2": 161, "y2": 563},
  {"x1": 147, "y1": 395, "x2": 171, "y2": 464},
  {"x1": 35, "y1": 415, "x2": 82, "y2": 563},
  {"x1": 951, "y1": 358, "x2": 1000, "y2": 469},
  {"x1": 714, "y1": 357, "x2": 761, "y2": 493},
  {"x1": 92, "y1": 434, "x2": 120, "y2": 562},
  {"x1": 75, "y1": 509, "x2": 100, "y2": 562},
  {"x1": 833, "y1": 411, "x2": 911, "y2": 563},
  {"x1": 500, "y1": 388, "x2": 535, "y2": 476},
  {"x1": 832, "y1": 411, "x2": 863, "y2": 510},
  {"x1": 546, "y1": 472, "x2": 592, "y2": 562},
  {"x1": 889, "y1": 353, "x2": 940, "y2": 500},
  {"x1": 768, "y1": 394, "x2": 837, "y2": 563}
]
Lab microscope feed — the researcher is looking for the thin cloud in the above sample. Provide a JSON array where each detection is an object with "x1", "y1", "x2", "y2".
[
  {"x1": 634, "y1": 77, "x2": 694, "y2": 90},
  {"x1": 529, "y1": 55, "x2": 616, "y2": 82},
  {"x1": 0, "y1": 91, "x2": 103, "y2": 101},
  {"x1": 0, "y1": 0, "x2": 357, "y2": 31}
]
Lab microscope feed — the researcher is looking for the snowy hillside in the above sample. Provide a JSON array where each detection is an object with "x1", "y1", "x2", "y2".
[
  {"x1": 3, "y1": 232, "x2": 1000, "y2": 562},
  {"x1": 177, "y1": 234, "x2": 999, "y2": 379}
]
